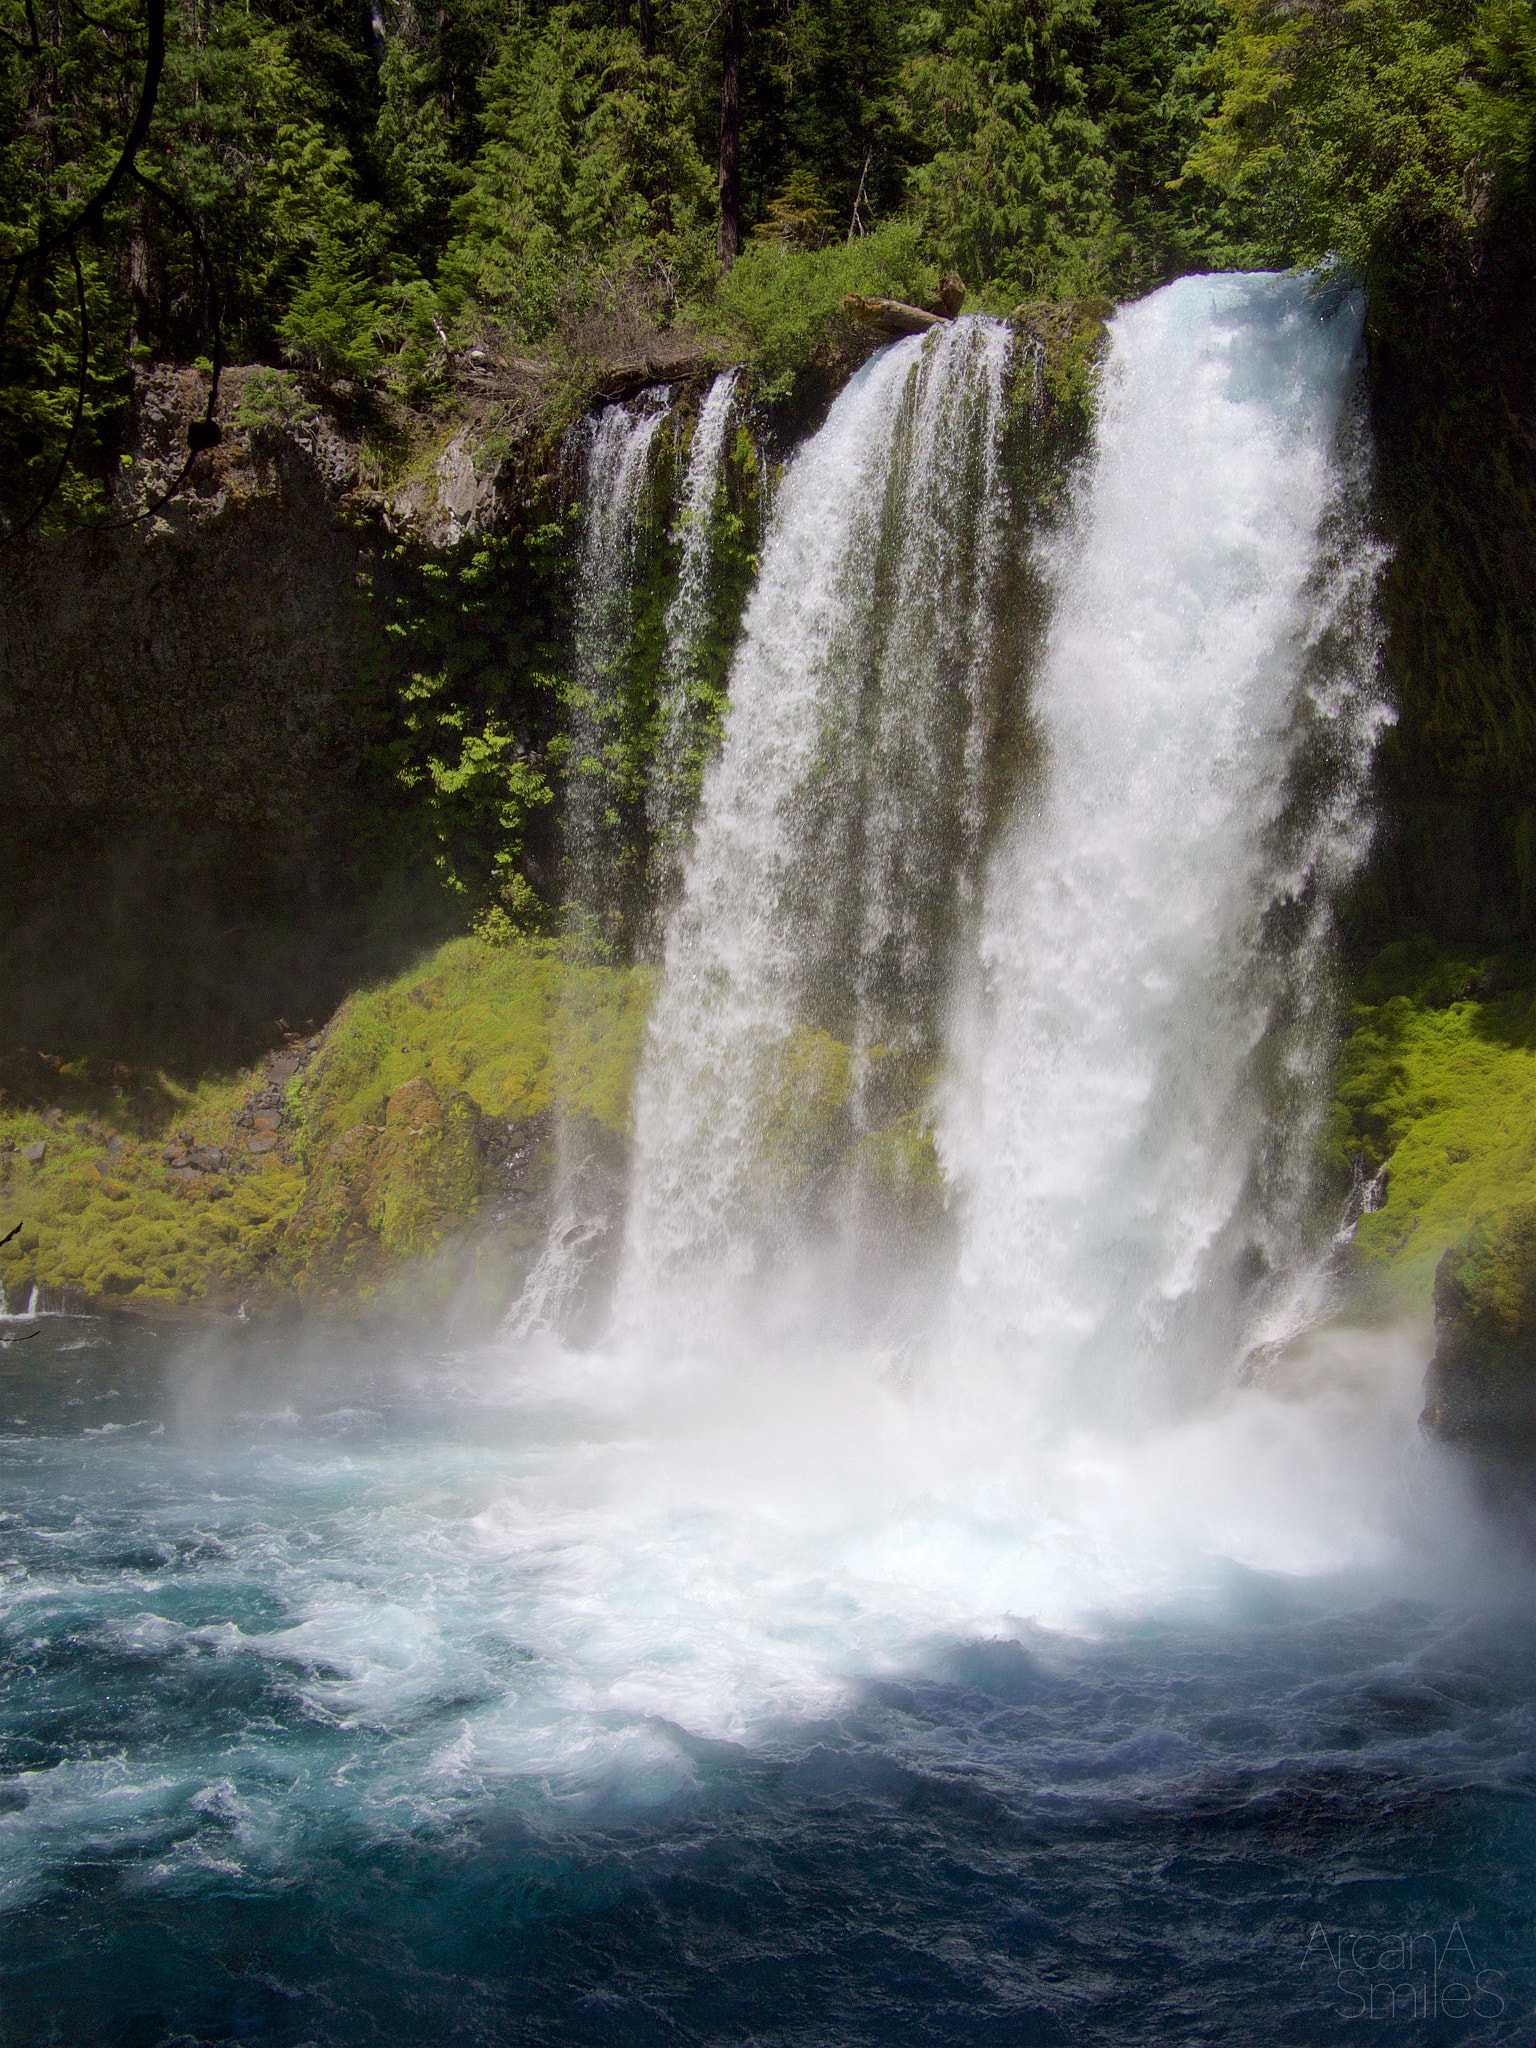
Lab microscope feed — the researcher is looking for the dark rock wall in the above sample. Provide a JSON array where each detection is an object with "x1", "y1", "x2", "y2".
[
  {"x1": 1355, "y1": 252, "x2": 1536, "y2": 948},
  {"x1": 0, "y1": 384, "x2": 446, "y2": 1072}
]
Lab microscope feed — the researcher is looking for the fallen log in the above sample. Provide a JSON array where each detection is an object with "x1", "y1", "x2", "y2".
[
  {"x1": 593, "y1": 348, "x2": 713, "y2": 401},
  {"x1": 841, "y1": 294, "x2": 948, "y2": 335}
]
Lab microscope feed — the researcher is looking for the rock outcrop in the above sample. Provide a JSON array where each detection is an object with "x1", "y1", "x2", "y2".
[{"x1": 1422, "y1": 1204, "x2": 1536, "y2": 1461}]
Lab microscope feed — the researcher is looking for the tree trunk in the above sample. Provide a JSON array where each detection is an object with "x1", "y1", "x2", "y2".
[
  {"x1": 637, "y1": 0, "x2": 654, "y2": 58},
  {"x1": 841, "y1": 295, "x2": 947, "y2": 335},
  {"x1": 717, "y1": 0, "x2": 742, "y2": 273},
  {"x1": 127, "y1": 203, "x2": 152, "y2": 359}
]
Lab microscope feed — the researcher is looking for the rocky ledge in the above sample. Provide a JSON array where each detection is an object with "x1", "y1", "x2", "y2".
[{"x1": 1421, "y1": 1203, "x2": 1536, "y2": 1470}]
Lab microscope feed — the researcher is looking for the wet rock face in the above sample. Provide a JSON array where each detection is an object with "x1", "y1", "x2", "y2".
[{"x1": 1422, "y1": 1204, "x2": 1536, "y2": 1460}]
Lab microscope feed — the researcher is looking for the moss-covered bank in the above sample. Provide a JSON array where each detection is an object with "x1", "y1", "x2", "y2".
[
  {"x1": 0, "y1": 926, "x2": 953, "y2": 1320},
  {"x1": 0, "y1": 935, "x2": 652, "y2": 1320}
]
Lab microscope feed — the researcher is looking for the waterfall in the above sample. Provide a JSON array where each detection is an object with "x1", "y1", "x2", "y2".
[
  {"x1": 617, "y1": 318, "x2": 1013, "y2": 1343},
  {"x1": 506, "y1": 391, "x2": 670, "y2": 1339},
  {"x1": 609, "y1": 276, "x2": 1385, "y2": 1398},
  {"x1": 561, "y1": 390, "x2": 670, "y2": 924},
  {"x1": 941, "y1": 272, "x2": 1385, "y2": 1426},
  {"x1": 648, "y1": 369, "x2": 741, "y2": 888}
]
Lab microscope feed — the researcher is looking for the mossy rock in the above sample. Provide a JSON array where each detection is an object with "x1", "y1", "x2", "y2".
[
  {"x1": 1329, "y1": 941, "x2": 1536, "y2": 1312},
  {"x1": 280, "y1": 1074, "x2": 489, "y2": 1294},
  {"x1": 0, "y1": 932, "x2": 650, "y2": 1316},
  {"x1": 1423, "y1": 1204, "x2": 1536, "y2": 1457},
  {"x1": 1006, "y1": 298, "x2": 1110, "y2": 442}
]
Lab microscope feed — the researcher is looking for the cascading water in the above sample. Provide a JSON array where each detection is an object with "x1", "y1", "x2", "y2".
[
  {"x1": 561, "y1": 390, "x2": 670, "y2": 918},
  {"x1": 647, "y1": 368, "x2": 741, "y2": 889},
  {"x1": 506, "y1": 392, "x2": 670, "y2": 1338},
  {"x1": 941, "y1": 272, "x2": 1385, "y2": 1429},
  {"x1": 618, "y1": 317, "x2": 1013, "y2": 1343}
]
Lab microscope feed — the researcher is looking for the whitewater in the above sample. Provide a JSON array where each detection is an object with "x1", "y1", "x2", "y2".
[{"x1": 4, "y1": 276, "x2": 1533, "y2": 2047}]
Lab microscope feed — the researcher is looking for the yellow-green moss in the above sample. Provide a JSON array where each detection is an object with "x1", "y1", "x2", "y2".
[
  {"x1": 0, "y1": 1147, "x2": 309, "y2": 1311},
  {"x1": 294, "y1": 933, "x2": 654, "y2": 1164},
  {"x1": 0, "y1": 932, "x2": 654, "y2": 1315},
  {"x1": 1330, "y1": 943, "x2": 1536, "y2": 1311}
]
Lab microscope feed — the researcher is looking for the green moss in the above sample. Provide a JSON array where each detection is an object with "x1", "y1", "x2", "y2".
[
  {"x1": 1006, "y1": 298, "x2": 1111, "y2": 449},
  {"x1": 751, "y1": 1028, "x2": 855, "y2": 1194},
  {"x1": 0, "y1": 932, "x2": 652, "y2": 1315},
  {"x1": 1330, "y1": 942, "x2": 1536, "y2": 1310},
  {"x1": 295, "y1": 933, "x2": 653, "y2": 1158},
  {"x1": 1437, "y1": 1202, "x2": 1536, "y2": 1346}
]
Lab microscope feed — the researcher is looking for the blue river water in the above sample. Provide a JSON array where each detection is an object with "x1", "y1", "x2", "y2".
[{"x1": 1, "y1": 1311, "x2": 1533, "y2": 2046}]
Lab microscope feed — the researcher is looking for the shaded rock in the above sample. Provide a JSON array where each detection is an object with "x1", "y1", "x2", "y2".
[
  {"x1": 20, "y1": 1141, "x2": 45, "y2": 1164},
  {"x1": 1422, "y1": 1203, "x2": 1536, "y2": 1461}
]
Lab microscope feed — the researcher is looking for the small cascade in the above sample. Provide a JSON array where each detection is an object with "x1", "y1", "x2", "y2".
[
  {"x1": 616, "y1": 319, "x2": 1013, "y2": 1345},
  {"x1": 941, "y1": 273, "x2": 1385, "y2": 1427},
  {"x1": 561, "y1": 389, "x2": 670, "y2": 924},
  {"x1": 647, "y1": 369, "x2": 741, "y2": 903},
  {"x1": 505, "y1": 391, "x2": 670, "y2": 1339}
]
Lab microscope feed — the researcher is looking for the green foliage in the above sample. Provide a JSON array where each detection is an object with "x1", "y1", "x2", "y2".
[
  {"x1": 0, "y1": 0, "x2": 1265, "y2": 514},
  {"x1": 278, "y1": 230, "x2": 388, "y2": 384},
  {"x1": 1189, "y1": 0, "x2": 1536, "y2": 287},
  {"x1": 710, "y1": 222, "x2": 934, "y2": 397},
  {"x1": 895, "y1": 0, "x2": 1117, "y2": 294},
  {"x1": 438, "y1": 8, "x2": 716, "y2": 347},
  {"x1": 1091, "y1": 0, "x2": 1256, "y2": 284},
  {"x1": 378, "y1": 522, "x2": 571, "y2": 912},
  {"x1": 229, "y1": 364, "x2": 316, "y2": 440}
]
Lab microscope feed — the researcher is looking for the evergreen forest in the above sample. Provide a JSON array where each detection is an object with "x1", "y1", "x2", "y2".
[{"x1": 7, "y1": 0, "x2": 1536, "y2": 526}]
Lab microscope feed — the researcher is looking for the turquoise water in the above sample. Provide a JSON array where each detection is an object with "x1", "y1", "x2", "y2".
[{"x1": 2, "y1": 1314, "x2": 1532, "y2": 2046}]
